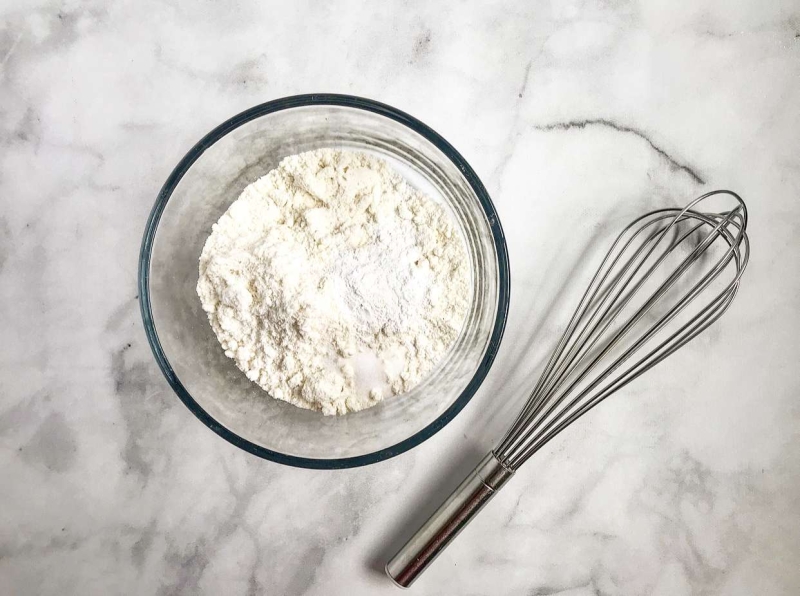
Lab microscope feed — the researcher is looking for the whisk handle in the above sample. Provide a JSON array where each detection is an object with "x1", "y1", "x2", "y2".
[{"x1": 385, "y1": 451, "x2": 513, "y2": 588}]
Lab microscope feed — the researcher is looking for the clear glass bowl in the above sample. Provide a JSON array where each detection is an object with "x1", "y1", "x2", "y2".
[{"x1": 139, "y1": 95, "x2": 509, "y2": 468}]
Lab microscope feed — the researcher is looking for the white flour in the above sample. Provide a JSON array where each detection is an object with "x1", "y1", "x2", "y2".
[{"x1": 197, "y1": 148, "x2": 469, "y2": 415}]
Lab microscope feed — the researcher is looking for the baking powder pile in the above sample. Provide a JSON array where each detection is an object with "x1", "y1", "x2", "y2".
[{"x1": 197, "y1": 148, "x2": 469, "y2": 415}]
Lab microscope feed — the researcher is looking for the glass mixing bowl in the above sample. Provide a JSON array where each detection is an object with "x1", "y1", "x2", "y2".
[{"x1": 139, "y1": 94, "x2": 509, "y2": 468}]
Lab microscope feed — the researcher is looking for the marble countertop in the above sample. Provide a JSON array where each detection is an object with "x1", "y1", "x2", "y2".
[{"x1": 2, "y1": 1, "x2": 799, "y2": 594}]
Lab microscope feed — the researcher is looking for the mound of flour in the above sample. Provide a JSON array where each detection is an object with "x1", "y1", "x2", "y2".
[{"x1": 197, "y1": 148, "x2": 469, "y2": 415}]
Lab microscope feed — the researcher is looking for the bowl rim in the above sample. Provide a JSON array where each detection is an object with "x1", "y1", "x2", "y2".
[{"x1": 138, "y1": 93, "x2": 510, "y2": 469}]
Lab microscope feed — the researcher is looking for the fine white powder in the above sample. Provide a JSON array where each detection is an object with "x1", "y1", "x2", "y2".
[{"x1": 197, "y1": 148, "x2": 469, "y2": 415}]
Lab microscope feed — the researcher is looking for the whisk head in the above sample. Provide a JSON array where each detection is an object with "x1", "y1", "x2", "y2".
[{"x1": 495, "y1": 190, "x2": 750, "y2": 470}]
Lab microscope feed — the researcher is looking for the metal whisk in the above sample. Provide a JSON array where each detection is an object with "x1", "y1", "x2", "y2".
[{"x1": 386, "y1": 190, "x2": 750, "y2": 588}]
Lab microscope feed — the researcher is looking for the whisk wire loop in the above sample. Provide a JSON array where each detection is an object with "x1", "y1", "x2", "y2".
[{"x1": 496, "y1": 191, "x2": 749, "y2": 468}]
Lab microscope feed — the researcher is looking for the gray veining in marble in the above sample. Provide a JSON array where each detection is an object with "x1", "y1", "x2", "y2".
[{"x1": 1, "y1": 1, "x2": 799, "y2": 594}]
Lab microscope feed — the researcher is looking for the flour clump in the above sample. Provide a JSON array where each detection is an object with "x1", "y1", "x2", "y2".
[{"x1": 197, "y1": 148, "x2": 469, "y2": 415}]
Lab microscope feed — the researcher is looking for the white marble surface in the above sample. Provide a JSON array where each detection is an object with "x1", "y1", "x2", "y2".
[{"x1": 1, "y1": 1, "x2": 799, "y2": 594}]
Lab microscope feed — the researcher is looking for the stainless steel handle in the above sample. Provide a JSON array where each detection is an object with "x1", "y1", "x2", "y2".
[{"x1": 385, "y1": 451, "x2": 514, "y2": 588}]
